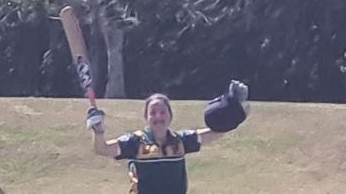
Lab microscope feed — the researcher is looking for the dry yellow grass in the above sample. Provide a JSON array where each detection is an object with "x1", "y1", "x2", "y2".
[{"x1": 1, "y1": 98, "x2": 346, "y2": 194}]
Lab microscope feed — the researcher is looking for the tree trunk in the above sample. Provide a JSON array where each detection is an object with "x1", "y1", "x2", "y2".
[
  {"x1": 88, "y1": 2, "x2": 108, "y2": 98},
  {"x1": 102, "y1": 25, "x2": 126, "y2": 98},
  {"x1": 91, "y1": 0, "x2": 127, "y2": 98}
]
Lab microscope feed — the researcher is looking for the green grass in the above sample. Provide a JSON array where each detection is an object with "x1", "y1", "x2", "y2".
[
  {"x1": 0, "y1": 126, "x2": 40, "y2": 146},
  {"x1": 1, "y1": 98, "x2": 346, "y2": 193}
]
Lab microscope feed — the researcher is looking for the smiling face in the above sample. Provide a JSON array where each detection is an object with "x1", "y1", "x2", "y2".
[{"x1": 144, "y1": 94, "x2": 173, "y2": 136}]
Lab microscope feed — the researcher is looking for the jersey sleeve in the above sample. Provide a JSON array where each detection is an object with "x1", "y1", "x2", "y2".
[
  {"x1": 176, "y1": 129, "x2": 201, "y2": 154},
  {"x1": 114, "y1": 133, "x2": 140, "y2": 160}
]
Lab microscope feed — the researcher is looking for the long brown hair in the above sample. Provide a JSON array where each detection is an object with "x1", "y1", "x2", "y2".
[{"x1": 144, "y1": 93, "x2": 173, "y2": 120}]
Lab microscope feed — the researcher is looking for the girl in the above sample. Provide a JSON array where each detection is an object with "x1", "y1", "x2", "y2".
[{"x1": 86, "y1": 80, "x2": 249, "y2": 194}]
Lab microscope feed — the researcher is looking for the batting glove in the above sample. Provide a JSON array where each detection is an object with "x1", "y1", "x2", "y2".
[
  {"x1": 229, "y1": 80, "x2": 250, "y2": 116},
  {"x1": 228, "y1": 80, "x2": 248, "y2": 102},
  {"x1": 86, "y1": 106, "x2": 105, "y2": 131}
]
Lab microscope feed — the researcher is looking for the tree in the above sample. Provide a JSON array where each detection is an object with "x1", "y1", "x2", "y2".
[{"x1": 65, "y1": 0, "x2": 140, "y2": 98}]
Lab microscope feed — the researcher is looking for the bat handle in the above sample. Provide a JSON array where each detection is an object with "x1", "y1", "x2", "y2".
[{"x1": 86, "y1": 87, "x2": 97, "y2": 107}]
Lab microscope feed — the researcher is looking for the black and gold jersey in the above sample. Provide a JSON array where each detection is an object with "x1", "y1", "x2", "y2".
[{"x1": 115, "y1": 127, "x2": 201, "y2": 194}]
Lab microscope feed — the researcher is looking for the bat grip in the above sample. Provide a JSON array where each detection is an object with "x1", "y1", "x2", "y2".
[{"x1": 86, "y1": 87, "x2": 97, "y2": 107}]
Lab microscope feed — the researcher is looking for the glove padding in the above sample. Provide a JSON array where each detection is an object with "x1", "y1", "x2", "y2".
[
  {"x1": 228, "y1": 80, "x2": 248, "y2": 102},
  {"x1": 86, "y1": 106, "x2": 105, "y2": 130},
  {"x1": 204, "y1": 80, "x2": 248, "y2": 132}
]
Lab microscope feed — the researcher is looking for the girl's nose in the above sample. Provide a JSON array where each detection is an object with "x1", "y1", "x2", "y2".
[
  {"x1": 155, "y1": 113, "x2": 162, "y2": 119},
  {"x1": 155, "y1": 112, "x2": 164, "y2": 119}
]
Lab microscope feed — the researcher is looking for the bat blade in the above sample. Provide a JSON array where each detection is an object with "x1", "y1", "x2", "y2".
[{"x1": 59, "y1": 6, "x2": 96, "y2": 107}]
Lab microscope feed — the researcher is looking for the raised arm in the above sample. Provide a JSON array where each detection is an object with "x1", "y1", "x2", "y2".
[
  {"x1": 86, "y1": 107, "x2": 138, "y2": 159},
  {"x1": 91, "y1": 124, "x2": 120, "y2": 157},
  {"x1": 196, "y1": 128, "x2": 224, "y2": 145}
]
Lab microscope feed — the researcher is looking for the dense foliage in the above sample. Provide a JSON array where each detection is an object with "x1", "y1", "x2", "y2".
[{"x1": 1, "y1": 0, "x2": 346, "y2": 102}]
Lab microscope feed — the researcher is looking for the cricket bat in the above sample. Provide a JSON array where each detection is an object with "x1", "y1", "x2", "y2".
[{"x1": 59, "y1": 6, "x2": 97, "y2": 107}]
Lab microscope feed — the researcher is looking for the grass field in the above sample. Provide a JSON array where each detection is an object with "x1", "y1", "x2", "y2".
[{"x1": 1, "y1": 98, "x2": 346, "y2": 194}]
